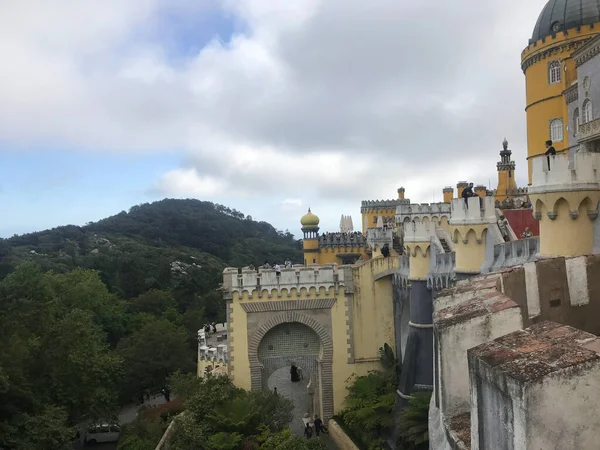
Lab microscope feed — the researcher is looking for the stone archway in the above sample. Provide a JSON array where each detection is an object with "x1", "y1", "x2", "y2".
[{"x1": 248, "y1": 311, "x2": 334, "y2": 421}]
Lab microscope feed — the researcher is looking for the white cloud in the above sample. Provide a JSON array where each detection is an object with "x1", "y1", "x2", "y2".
[{"x1": 0, "y1": 0, "x2": 551, "y2": 232}]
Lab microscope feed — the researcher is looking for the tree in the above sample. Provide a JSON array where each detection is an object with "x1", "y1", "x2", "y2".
[
  {"x1": 118, "y1": 319, "x2": 195, "y2": 399},
  {"x1": 398, "y1": 392, "x2": 432, "y2": 450},
  {"x1": 169, "y1": 377, "x2": 295, "y2": 450},
  {"x1": 339, "y1": 343, "x2": 398, "y2": 448},
  {"x1": 129, "y1": 289, "x2": 178, "y2": 317}
]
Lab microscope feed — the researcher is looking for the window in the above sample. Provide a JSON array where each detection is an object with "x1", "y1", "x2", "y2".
[
  {"x1": 548, "y1": 61, "x2": 561, "y2": 84},
  {"x1": 550, "y1": 118, "x2": 564, "y2": 142},
  {"x1": 573, "y1": 108, "x2": 580, "y2": 135},
  {"x1": 583, "y1": 99, "x2": 593, "y2": 123}
]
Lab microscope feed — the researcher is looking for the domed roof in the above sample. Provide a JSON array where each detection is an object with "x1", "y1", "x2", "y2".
[
  {"x1": 300, "y1": 208, "x2": 320, "y2": 227},
  {"x1": 531, "y1": 0, "x2": 600, "y2": 43}
]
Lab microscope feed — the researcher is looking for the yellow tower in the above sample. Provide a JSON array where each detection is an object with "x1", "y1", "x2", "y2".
[
  {"x1": 522, "y1": 0, "x2": 600, "y2": 183},
  {"x1": 301, "y1": 208, "x2": 320, "y2": 265},
  {"x1": 403, "y1": 221, "x2": 432, "y2": 282},
  {"x1": 495, "y1": 138, "x2": 519, "y2": 203},
  {"x1": 449, "y1": 197, "x2": 498, "y2": 276},
  {"x1": 528, "y1": 151, "x2": 600, "y2": 257}
]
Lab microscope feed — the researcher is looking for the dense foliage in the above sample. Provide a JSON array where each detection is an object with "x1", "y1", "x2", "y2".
[
  {"x1": 338, "y1": 344, "x2": 399, "y2": 450},
  {"x1": 0, "y1": 199, "x2": 302, "y2": 449},
  {"x1": 1, "y1": 199, "x2": 303, "y2": 321},
  {"x1": 397, "y1": 392, "x2": 431, "y2": 450},
  {"x1": 123, "y1": 373, "x2": 327, "y2": 450}
]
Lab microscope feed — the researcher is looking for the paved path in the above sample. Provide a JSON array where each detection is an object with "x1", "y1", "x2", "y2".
[{"x1": 267, "y1": 366, "x2": 338, "y2": 449}]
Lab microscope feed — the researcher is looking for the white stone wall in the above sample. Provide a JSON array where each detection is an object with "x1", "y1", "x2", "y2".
[
  {"x1": 223, "y1": 266, "x2": 350, "y2": 297},
  {"x1": 403, "y1": 221, "x2": 436, "y2": 243},
  {"x1": 529, "y1": 152, "x2": 600, "y2": 193},
  {"x1": 449, "y1": 197, "x2": 496, "y2": 225}
]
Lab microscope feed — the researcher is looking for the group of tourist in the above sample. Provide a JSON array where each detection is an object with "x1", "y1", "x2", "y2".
[{"x1": 303, "y1": 413, "x2": 326, "y2": 439}]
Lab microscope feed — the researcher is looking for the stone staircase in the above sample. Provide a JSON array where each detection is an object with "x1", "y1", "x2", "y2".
[
  {"x1": 439, "y1": 237, "x2": 451, "y2": 253},
  {"x1": 392, "y1": 236, "x2": 404, "y2": 255}
]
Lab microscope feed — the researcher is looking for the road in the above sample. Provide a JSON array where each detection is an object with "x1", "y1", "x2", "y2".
[{"x1": 74, "y1": 395, "x2": 170, "y2": 450}]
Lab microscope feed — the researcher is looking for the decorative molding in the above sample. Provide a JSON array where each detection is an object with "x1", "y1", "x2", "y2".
[
  {"x1": 409, "y1": 321, "x2": 434, "y2": 329},
  {"x1": 574, "y1": 34, "x2": 600, "y2": 67},
  {"x1": 569, "y1": 211, "x2": 579, "y2": 220},
  {"x1": 476, "y1": 238, "x2": 483, "y2": 244},
  {"x1": 588, "y1": 211, "x2": 599, "y2": 220},
  {"x1": 344, "y1": 294, "x2": 355, "y2": 364},
  {"x1": 240, "y1": 298, "x2": 336, "y2": 313},
  {"x1": 226, "y1": 301, "x2": 234, "y2": 379},
  {"x1": 522, "y1": 37, "x2": 591, "y2": 73},
  {"x1": 547, "y1": 211, "x2": 558, "y2": 220},
  {"x1": 247, "y1": 312, "x2": 335, "y2": 421},
  {"x1": 564, "y1": 83, "x2": 579, "y2": 104},
  {"x1": 533, "y1": 211, "x2": 542, "y2": 220}
]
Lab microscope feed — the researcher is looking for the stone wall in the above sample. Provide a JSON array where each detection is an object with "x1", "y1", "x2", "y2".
[{"x1": 430, "y1": 253, "x2": 600, "y2": 449}]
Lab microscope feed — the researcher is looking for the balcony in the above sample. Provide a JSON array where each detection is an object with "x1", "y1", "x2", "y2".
[{"x1": 578, "y1": 118, "x2": 600, "y2": 143}]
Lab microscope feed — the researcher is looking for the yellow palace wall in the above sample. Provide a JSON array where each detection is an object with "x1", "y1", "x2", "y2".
[
  {"x1": 227, "y1": 260, "x2": 396, "y2": 414},
  {"x1": 522, "y1": 25, "x2": 599, "y2": 182},
  {"x1": 361, "y1": 208, "x2": 396, "y2": 232}
]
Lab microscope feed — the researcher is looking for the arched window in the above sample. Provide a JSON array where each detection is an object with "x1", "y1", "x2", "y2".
[
  {"x1": 550, "y1": 118, "x2": 564, "y2": 142},
  {"x1": 582, "y1": 99, "x2": 593, "y2": 123},
  {"x1": 548, "y1": 61, "x2": 562, "y2": 84},
  {"x1": 573, "y1": 108, "x2": 580, "y2": 135}
]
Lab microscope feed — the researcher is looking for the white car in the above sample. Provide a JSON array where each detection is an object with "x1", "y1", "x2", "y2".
[{"x1": 84, "y1": 423, "x2": 121, "y2": 444}]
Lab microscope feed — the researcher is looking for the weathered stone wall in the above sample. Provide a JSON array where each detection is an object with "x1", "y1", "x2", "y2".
[{"x1": 501, "y1": 254, "x2": 600, "y2": 334}]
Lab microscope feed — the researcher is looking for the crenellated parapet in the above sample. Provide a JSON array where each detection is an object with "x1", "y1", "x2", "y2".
[
  {"x1": 396, "y1": 202, "x2": 451, "y2": 225},
  {"x1": 449, "y1": 197, "x2": 497, "y2": 225},
  {"x1": 403, "y1": 220, "x2": 436, "y2": 244},
  {"x1": 222, "y1": 265, "x2": 351, "y2": 299},
  {"x1": 361, "y1": 199, "x2": 409, "y2": 213},
  {"x1": 529, "y1": 152, "x2": 600, "y2": 257},
  {"x1": 366, "y1": 227, "x2": 393, "y2": 251},
  {"x1": 318, "y1": 231, "x2": 367, "y2": 248}
]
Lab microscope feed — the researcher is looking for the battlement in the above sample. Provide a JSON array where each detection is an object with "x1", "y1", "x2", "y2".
[
  {"x1": 366, "y1": 227, "x2": 393, "y2": 250},
  {"x1": 396, "y1": 202, "x2": 450, "y2": 216},
  {"x1": 403, "y1": 221, "x2": 436, "y2": 242},
  {"x1": 529, "y1": 152, "x2": 600, "y2": 194},
  {"x1": 449, "y1": 196, "x2": 496, "y2": 224},
  {"x1": 521, "y1": 24, "x2": 598, "y2": 72},
  {"x1": 222, "y1": 265, "x2": 350, "y2": 298},
  {"x1": 318, "y1": 231, "x2": 367, "y2": 247},
  {"x1": 361, "y1": 199, "x2": 410, "y2": 212}
]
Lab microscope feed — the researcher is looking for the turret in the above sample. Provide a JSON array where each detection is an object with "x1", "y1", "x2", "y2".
[
  {"x1": 495, "y1": 139, "x2": 519, "y2": 202},
  {"x1": 301, "y1": 208, "x2": 320, "y2": 265},
  {"x1": 528, "y1": 151, "x2": 600, "y2": 257},
  {"x1": 397, "y1": 187, "x2": 405, "y2": 200},
  {"x1": 449, "y1": 196, "x2": 497, "y2": 277},
  {"x1": 403, "y1": 221, "x2": 435, "y2": 281}
]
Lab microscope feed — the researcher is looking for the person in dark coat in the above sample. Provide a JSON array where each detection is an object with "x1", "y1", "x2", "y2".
[{"x1": 290, "y1": 364, "x2": 300, "y2": 382}]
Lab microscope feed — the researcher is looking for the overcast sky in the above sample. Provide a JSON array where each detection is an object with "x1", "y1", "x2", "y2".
[{"x1": 0, "y1": 0, "x2": 549, "y2": 238}]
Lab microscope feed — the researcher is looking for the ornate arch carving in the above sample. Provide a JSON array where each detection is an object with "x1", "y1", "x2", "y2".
[{"x1": 247, "y1": 311, "x2": 335, "y2": 421}]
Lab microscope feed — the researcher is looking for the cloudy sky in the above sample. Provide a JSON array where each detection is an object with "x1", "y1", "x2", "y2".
[{"x1": 0, "y1": 0, "x2": 548, "y2": 238}]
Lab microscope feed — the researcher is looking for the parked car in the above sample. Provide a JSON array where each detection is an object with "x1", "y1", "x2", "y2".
[{"x1": 84, "y1": 422, "x2": 121, "y2": 444}]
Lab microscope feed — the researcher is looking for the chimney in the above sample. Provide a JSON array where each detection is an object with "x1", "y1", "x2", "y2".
[{"x1": 443, "y1": 187, "x2": 454, "y2": 203}]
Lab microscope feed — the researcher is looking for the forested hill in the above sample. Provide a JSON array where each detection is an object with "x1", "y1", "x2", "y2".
[{"x1": 0, "y1": 198, "x2": 303, "y2": 309}]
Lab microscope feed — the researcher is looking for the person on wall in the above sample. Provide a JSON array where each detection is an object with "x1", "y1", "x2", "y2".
[
  {"x1": 544, "y1": 139, "x2": 556, "y2": 171},
  {"x1": 461, "y1": 183, "x2": 475, "y2": 207}
]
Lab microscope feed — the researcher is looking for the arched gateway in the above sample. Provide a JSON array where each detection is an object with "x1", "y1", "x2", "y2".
[
  {"x1": 221, "y1": 264, "x2": 397, "y2": 425},
  {"x1": 248, "y1": 312, "x2": 334, "y2": 420}
]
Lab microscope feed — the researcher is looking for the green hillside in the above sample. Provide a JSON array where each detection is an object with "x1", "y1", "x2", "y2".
[
  {"x1": 0, "y1": 198, "x2": 303, "y2": 320},
  {"x1": 0, "y1": 199, "x2": 303, "y2": 447}
]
